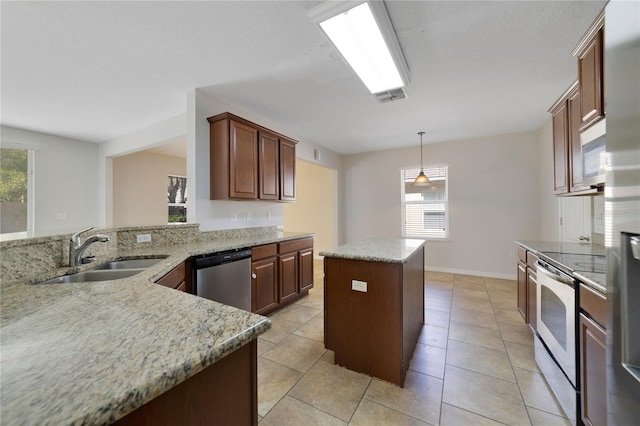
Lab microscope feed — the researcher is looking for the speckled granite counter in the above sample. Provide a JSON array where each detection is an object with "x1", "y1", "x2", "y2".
[
  {"x1": 0, "y1": 229, "x2": 313, "y2": 425},
  {"x1": 515, "y1": 240, "x2": 606, "y2": 293},
  {"x1": 319, "y1": 238, "x2": 425, "y2": 263}
]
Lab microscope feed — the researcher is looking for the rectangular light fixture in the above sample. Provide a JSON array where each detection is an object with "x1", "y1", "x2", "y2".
[{"x1": 309, "y1": 1, "x2": 410, "y2": 95}]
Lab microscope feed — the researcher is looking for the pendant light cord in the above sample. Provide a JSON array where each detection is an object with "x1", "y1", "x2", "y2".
[{"x1": 418, "y1": 131, "x2": 425, "y2": 171}]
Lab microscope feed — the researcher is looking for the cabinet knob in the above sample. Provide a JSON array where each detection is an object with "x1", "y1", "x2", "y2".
[{"x1": 252, "y1": 273, "x2": 257, "y2": 279}]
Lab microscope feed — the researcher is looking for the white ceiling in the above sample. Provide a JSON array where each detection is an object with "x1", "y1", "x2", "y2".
[{"x1": 1, "y1": 1, "x2": 606, "y2": 155}]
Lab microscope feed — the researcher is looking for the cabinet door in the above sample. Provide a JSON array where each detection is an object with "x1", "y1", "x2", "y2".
[
  {"x1": 229, "y1": 120, "x2": 258, "y2": 199},
  {"x1": 517, "y1": 261, "x2": 527, "y2": 322},
  {"x1": 259, "y1": 132, "x2": 279, "y2": 200},
  {"x1": 252, "y1": 257, "x2": 278, "y2": 315},
  {"x1": 526, "y1": 270, "x2": 537, "y2": 332},
  {"x1": 552, "y1": 105, "x2": 569, "y2": 194},
  {"x1": 568, "y1": 87, "x2": 587, "y2": 192},
  {"x1": 298, "y1": 248, "x2": 314, "y2": 293},
  {"x1": 279, "y1": 253, "x2": 298, "y2": 303},
  {"x1": 279, "y1": 138, "x2": 296, "y2": 202},
  {"x1": 578, "y1": 28, "x2": 604, "y2": 129},
  {"x1": 580, "y1": 313, "x2": 607, "y2": 426}
]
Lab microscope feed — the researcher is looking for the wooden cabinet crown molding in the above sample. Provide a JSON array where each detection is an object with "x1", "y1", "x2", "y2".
[
  {"x1": 572, "y1": 10, "x2": 605, "y2": 58},
  {"x1": 207, "y1": 112, "x2": 299, "y2": 146},
  {"x1": 548, "y1": 81, "x2": 579, "y2": 114}
]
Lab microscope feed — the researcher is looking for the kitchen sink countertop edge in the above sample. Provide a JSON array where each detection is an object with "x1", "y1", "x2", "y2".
[{"x1": 0, "y1": 230, "x2": 313, "y2": 425}]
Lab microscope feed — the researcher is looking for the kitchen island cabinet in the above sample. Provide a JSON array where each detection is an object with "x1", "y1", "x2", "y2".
[{"x1": 321, "y1": 239, "x2": 425, "y2": 387}]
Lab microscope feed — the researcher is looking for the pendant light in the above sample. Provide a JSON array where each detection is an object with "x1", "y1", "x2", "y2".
[{"x1": 413, "y1": 131, "x2": 430, "y2": 186}]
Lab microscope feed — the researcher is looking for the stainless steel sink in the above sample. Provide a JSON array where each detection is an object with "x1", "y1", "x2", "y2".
[
  {"x1": 38, "y1": 269, "x2": 145, "y2": 284},
  {"x1": 36, "y1": 256, "x2": 168, "y2": 284},
  {"x1": 92, "y1": 257, "x2": 167, "y2": 270}
]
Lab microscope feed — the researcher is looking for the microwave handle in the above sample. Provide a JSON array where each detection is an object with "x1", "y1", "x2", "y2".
[{"x1": 535, "y1": 260, "x2": 575, "y2": 285}]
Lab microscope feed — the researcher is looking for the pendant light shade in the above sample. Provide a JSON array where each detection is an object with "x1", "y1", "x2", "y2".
[{"x1": 413, "y1": 131, "x2": 430, "y2": 186}]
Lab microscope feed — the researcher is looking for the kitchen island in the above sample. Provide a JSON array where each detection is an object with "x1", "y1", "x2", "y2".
[
  {"x1": 320, "y1": 238, "x2": 425, "y2": 387},
  {"x1": 0, "y1": 227, "x2": 313, "y2": 425}
]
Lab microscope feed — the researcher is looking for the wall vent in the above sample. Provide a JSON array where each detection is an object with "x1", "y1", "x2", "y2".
[{"x1": 374, "y1": 87, "x2": 407, "y2": 103}]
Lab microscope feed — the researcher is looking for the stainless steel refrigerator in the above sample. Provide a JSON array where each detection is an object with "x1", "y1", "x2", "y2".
[{"x1": 605, "y1": 1, "x2": 640, "y2": 424}]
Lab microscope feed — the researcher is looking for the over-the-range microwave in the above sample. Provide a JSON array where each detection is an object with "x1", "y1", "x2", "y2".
[{"x1": 581, "y1": 118, "x2": 606, "y2": 187}]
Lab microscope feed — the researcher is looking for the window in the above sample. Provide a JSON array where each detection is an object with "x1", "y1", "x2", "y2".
[
  {"x1": 401, "y1": 165, "x2": 449, "y2": 239},
  {"x1": 167, "y1": 175, "x2": 187, "y2": 223},
  {"x1": 1, "y1": 147, "x2": 33, "y2": 239}
]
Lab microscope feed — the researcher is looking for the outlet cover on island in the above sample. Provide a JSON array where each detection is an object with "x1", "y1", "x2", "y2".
[
  {"x1": 352, "y1": 280, "x2": 367, "y2": 292},
  {"x1": 136, "y1": 234, "x2": 152, "y2": 243}
]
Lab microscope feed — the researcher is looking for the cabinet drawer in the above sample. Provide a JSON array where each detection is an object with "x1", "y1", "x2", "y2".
[
  {"x1": 580, "y1": 283, "x2": 606, "y2": 329},
  {"x1": 517, "y1": 245, "x2": 527, "y2": 263},
  {"x1": 252, "y1": 243, "x2": 277, "y2": 261},
  {"x1": 526, "y1": 251, "x2": 539, "y2": 271},
  {"x1": 156, "y1": 262, "x2": 186, "y2": 290},
  {"x1": 279, "y1": 237, "x2": 313, "y2": 254}
]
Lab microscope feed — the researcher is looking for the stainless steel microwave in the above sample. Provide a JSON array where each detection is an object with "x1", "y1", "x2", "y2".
[{"x1": 581, "y1": 118, "x2": 606, "y2": 187}]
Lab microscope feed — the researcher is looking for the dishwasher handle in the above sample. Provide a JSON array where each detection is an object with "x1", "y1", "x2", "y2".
[{"x1": 194, "y1": 248, "x2": 252, "y2": 269}]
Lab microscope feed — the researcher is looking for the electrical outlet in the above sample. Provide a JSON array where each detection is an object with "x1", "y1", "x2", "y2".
[
  {"x1": 56, "y1": 212, "x2": 67, "y2": 220},
  {"x1": 266, "y1": 212, "x2": 271, "y2": 221},
  {"x1": 229, "y1": 213, "x2": 238, "y2": 222},
  {"x1": 136, "y1": 234, "x2": 152, "y2": 243},
  {"x1": 352, "y1": 280, "x2": 367, "y2": 292},
  {"x1": 246, "y1": 212, "x2": 252, "y2": 221}
]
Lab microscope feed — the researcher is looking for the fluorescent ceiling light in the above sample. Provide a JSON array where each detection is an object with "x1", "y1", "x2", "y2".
[{"x1": 310, "y1": 1, "x2": 410, "y2": 94}]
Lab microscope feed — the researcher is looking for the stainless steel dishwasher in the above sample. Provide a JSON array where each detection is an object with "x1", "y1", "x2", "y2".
[{"x1": 193, "y1": 248, "x2": 252, "y2": 311}]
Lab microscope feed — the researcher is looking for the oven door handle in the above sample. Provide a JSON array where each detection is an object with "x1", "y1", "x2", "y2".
[{"x1": 535, "y1": 260, "x2": 575, "y2": 285}]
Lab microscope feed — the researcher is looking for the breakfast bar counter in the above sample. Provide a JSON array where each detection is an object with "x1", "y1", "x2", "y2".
[
  {"x1": 0, "y1": 227, "x2": 314, "y2": 425},
  {"x1": 320, "y1": 238, "x2": 425, "y2": 387}
]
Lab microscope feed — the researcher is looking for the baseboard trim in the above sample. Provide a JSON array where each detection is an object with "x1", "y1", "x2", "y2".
[{"x1": 425, "y1": 266, "x2": 516, "y2": 281}]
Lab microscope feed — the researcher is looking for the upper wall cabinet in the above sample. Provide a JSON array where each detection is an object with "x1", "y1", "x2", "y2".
[
  {"x1": 208, "y1": 112, "x2": 297, "y2": 202},
  {"x1": 573, "y1": 11, "x2": 605, "y2": 131},
  {"x1": 549, "y1": 82, "x2": 591, "y2": 195}
]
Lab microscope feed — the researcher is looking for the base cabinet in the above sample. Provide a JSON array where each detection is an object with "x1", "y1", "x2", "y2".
[
  {"x1": 580, "y1": 283, "x2": 607, "y2": 426},
  {"x1": 155, "y1": 260, "x2": 191, "y2": 292},
  {"x1": 516, "y1": 245, "x2": 538, "y2": 331},
  {"x1": 251, "y1": 237, "x2": 313, "y2": 315},
  {"x1": 114, "y1": 340, "x2": 258, "y2": 426}
]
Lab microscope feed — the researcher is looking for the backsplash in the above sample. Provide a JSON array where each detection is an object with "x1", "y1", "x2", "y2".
[{"x1": 0, "y1": 224, "x2": 282, "y2": 284}]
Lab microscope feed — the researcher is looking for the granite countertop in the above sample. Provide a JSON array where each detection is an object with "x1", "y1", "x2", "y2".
[
  {"x1": 0, "y1": 231, "x2": 312, "y2": 425},
  {"x1": 319, "y1": 238, "x2": 426, "y2": 263},
  {"x1": 515, "y1": 240, "x2": 606, "y2": 294}
]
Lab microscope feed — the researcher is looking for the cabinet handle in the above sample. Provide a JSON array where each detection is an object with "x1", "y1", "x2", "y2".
[{"x1": 252, "y1": 273, "x2": 257, "y2": 279}]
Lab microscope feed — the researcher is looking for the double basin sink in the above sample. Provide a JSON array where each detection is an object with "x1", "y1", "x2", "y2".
[{"x1": 39, "y1": 257, "x2": 167, "y2": 284}]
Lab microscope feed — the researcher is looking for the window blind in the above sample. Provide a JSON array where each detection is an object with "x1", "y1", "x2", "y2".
[{"x1": 401, "y1": 165, "x2": 448, "y2": 239}]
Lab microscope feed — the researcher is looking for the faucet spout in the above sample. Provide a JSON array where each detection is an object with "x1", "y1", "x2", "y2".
[{"x1": 69, "y1": 228, "x2": 110, "y2": 267}]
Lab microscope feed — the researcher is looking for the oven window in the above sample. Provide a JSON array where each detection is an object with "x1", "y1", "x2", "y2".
[{"x1": 541, "y1": 286, "x2": 567, "y2": 350}]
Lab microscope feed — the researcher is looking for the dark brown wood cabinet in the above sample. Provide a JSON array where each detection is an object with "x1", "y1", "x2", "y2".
[
  {"x1": 250, "y1": 237, "x2": 314, "y2": 315},
  {"x1": 579, "y1": 283, "x2": 607, "y2": 426},
  {"x1": 208, "y1": 112, "x2": 297, "y2": 202},
  {"x1": 251, "y1": 256, "x2": 279, "y2": 315},
  {"x1": 279, "y1": 138, "x2": 296, "y2": 202},
  {"x1": 155, "y1": 260, "x2": 191, "y2": 292},
  {"x1": 259, "y1": 131, "x2": 280, "y2": 200},
  {"x1": 573, "y1": 11, "x2": 605, "y2": 131},
  {"x1": 516, "y1": 245, "x2": 538, "y2": 331},
  {"x1": 115, "y1": 340, "x2": 258, "y2": 426},
  {"x1": 549, "y1": 82, "x2": 592, "y2": 195},
  {"x1": 324, "y1": 245, "x2": 424, "y2": 387}
]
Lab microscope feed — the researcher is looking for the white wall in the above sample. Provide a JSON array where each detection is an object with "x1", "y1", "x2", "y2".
[
  {"x1": 341, "y1": 130, "x2": 542, "y2": 278},
  {"x1": 1, "y1": 125, "x2": 99, "y2": 236},
  {"x1": 188, "y1": 89, "x2": 342, "y2": 231},
  {"x1": 112, "y1": 151, "x2": 186, "y2": 227}
]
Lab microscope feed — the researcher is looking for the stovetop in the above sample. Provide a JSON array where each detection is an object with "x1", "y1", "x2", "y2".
[{"x1": 539, "y1": 252, "x2": 606, "y2": 275}]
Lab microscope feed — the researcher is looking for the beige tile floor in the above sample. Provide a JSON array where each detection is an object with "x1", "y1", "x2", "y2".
[{"x1": 257, "y1": 261, "x2": 573, "y2": 425}]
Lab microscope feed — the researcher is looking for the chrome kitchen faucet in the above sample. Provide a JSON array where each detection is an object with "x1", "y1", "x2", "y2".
[{"x1": 69, "y1": 227, "x2": 110, "y2": 267}]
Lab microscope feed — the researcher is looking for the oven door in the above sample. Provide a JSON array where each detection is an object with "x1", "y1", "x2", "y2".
[{"x1": 536, "y1": 260, "x2": 576, "y2": 386}]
